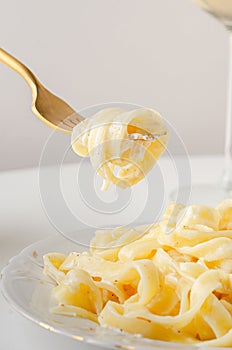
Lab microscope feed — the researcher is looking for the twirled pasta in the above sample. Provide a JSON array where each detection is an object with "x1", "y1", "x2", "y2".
[
  {"x1": 71, "y1": 108, "x2": 168, "y2": 190},
  {"x1": 43, "y1": 199, "x2": 232, "y2": 345}
]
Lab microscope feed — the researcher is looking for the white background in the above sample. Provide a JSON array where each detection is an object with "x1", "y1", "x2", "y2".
[{"x1": 0, "y1": 0, "x2": 228, "y2": 171}]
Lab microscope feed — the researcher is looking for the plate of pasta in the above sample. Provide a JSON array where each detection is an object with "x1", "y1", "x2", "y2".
[{"x1": 2, "y1": 199, "x2": 232, "y2": 349}]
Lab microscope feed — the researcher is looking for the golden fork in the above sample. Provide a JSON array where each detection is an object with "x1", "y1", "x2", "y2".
[
  {"x1": 0, "y1": 48, "x2": 166, "y2": 140},
  {"x1": 0, "y1": 48, "x2": 83, "y2": 134}
]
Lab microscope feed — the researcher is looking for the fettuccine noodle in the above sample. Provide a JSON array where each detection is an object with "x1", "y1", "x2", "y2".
[
  {"x1": 71, "y1": 108, "x2": 168, "y2": 190},
  {"x1": 43, "y1": 199, "x2": 232, "y2": 345}
]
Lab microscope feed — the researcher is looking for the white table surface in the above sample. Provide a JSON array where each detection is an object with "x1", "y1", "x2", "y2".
[{"x1": 0, "y1": 155, "x2": 227, "y2": 350}]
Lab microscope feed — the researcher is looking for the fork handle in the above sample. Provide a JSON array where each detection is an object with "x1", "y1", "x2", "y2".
[{"x1": 0, "y1": 48, "x2": 38, "y2": 93}]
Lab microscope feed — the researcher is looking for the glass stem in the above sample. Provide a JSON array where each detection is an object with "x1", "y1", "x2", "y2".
[{"x1": 222, "y1": 29, "x2": 232, "y2": 192}]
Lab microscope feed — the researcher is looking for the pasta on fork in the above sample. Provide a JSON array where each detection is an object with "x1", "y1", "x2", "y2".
[{"x1": 71, "y1": 108, "x2": 169, "y2": 190}]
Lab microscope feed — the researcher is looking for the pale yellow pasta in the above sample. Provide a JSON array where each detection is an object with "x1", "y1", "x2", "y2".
[
  {"x1": 43, "y1": 199, "x2": 232, "y2": 346},
  {"x1": 71, "y1": 108, "x2": 168, "y2": 190}
]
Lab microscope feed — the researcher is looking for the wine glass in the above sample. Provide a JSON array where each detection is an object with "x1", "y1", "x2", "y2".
[{"x1": 171, "y1": 0, "x2": 232, "y2": 205}]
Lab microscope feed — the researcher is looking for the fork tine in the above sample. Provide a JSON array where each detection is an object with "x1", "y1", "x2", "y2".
[
  {"x1": 55, "y1": 121, "x2": 72, "y2": 132},
  {"x1": 128, "y1": 131, "x2": 167, "y2": 141},
  {"x1": 68, "y1": 112, "x2": 83, "y2": 123},
  {"x1": 67, "y1": 116, "x2": 79, "y2": 125},
  {"x1": 61, "y1": 119, "x2": 75, "y2": 128}
]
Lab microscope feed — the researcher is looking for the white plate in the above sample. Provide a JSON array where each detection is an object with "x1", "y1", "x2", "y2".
[{"x1": 1, "y1": 234, "x2": 220, "y2": 350}]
